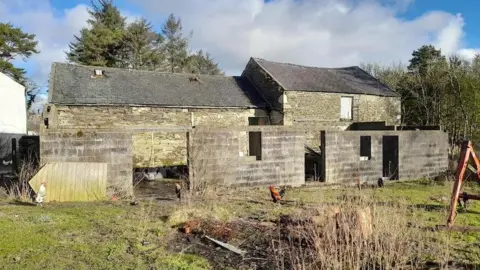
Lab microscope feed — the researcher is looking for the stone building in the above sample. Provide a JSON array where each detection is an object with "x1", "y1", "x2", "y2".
[
  {"x1": 43, "y1": 63, "x2": 268, "y2": 171},
  {"x1": 41, "y1": 58, "x2": 446, "y2": 188},
  {"x1": 242, "y1": 58, "x2": 402, "y2": 150}
]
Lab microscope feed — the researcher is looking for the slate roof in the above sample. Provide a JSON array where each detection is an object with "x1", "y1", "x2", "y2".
[
  {"x1": 49, "y1": 63, "x2": 267, "y2": 108},
  {"x1": 252, "y1": 58, "x2": 399, "y2": 97}
]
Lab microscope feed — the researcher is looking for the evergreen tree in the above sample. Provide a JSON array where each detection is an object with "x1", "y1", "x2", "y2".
[
  {"x1": 66, "y1": 2, "x2": 223, "y2": 75},
  {"x1": 67, "y1": 0, "x2": 126, "y2": 67},
  {"x1": 0, "y1": 22, "x2": 39, "y2": 83},
  {"x1": 122, "y1": 19, "x2": 164, "y2": 70},
  {"x1": 407, "y1": 45, "x2": 445, "y2": 76},
  {"x1": 161, "y1": 14, "x2": 189, "y2": 73},
  {"x1": 188, "y1": 50, "x2": 223, "y2": 75}
]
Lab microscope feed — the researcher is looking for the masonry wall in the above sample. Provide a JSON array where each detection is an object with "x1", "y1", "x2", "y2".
[
  {"x1": 40, "y1": 130, "x2": 133, "y2": 197},
  {"x1": 43, "y1": 105, "x2": 267, "y2": 168},
  {"x1": 189, "y1": 126, "x2": 305, "y2": 187},
  {"x1": 284, "y1": 91, "x2": 401, "y2": 151},
  {"x1": 242, "y1": 59, "x2": 284, "y2": 124},
  {"x1": 322, "y1": 130, "x2": 448, "y2": 184}
]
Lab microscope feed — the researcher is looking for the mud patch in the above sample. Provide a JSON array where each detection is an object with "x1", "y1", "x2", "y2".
[
  {"x1": 168, "y1": 219, "x2": 276, "y2": 270},
  {"x1": 134, "y1": 180, "x2": 180, "y2": 201}
]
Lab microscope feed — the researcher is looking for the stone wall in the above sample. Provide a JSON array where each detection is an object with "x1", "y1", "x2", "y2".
[
  {"x1": 242, "y1": 59, "x2": 284, "y2": 124},
  {"x1": 284, "y1": 91, "x2": 401, "y2": 126},
  {"x1": 283, "y1": 91, "x2": 401, "y2": 151},
  {"x1": 242, "y1": 60, "x2": 402, "y2": 150},
  {"x1": 189, "y1": 126, "x2": 305, "y2": 187},
  {"x1": 40, "y1": 130, "x2": 132, "y2": 197},
  {"x1": 322, "y1": 130, "x2": 449, "y2": 184},
  {"x1": 43, "y1": 105, "x2": 267, "y2": 168}
]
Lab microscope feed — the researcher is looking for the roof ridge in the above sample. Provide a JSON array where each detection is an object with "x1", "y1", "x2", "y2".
[
  {"x1": 52, "y1": 62, "x2": 231, "y2": 78},
  {"x1": 251, "y1": 57, "x2": 360, "y2": 70}
]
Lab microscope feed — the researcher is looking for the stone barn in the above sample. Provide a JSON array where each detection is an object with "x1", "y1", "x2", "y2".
[
  {"x1": 43, "y1": 62, "x2": 269, "y2": 178},
  {"x1": 38, "y1": 58, "x2": 449, "y2": 196}
]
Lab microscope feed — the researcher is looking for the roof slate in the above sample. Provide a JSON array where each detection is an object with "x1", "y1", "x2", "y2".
[
  {"x1": 49, "y1": 63, "x2": 267, "y2": 108},
  {"x1": 252, "y1": 58, "x2": 399, "y2": 97}
]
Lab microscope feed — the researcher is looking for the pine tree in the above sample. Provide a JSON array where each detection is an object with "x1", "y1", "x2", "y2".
[
  {"x1": 65, "y1": 2, "x2": 223, "y2": 75},
  {"x1": 0, "y1": 22, "x2": 39, "y2": 83},
  {"x1": 122, "y1": 18, "x2": 164, "y2": 70},
  {"x1": 188, "y1": 50, "x2": 223, "y2": 75},
  {"x1": 407, "y1": 44, "x2": 445, "y2": 76},
  {"x1": 67, "y1": 0, "x2": 126, "y2": 67},
  {"x1": 161, "y1": 14, "x2": 190, "y2": 73}
]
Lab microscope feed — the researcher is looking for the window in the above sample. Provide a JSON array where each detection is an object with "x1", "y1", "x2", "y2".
[
  {"x1": 360, "y1": 136, "x2": 371, "y2": 160},
  {"x1": 340, "y1": 96, "x2": 353, "y2": 120},
  {"x1": 248, "y1": 117, "x2": 268, "y2": 126},
  {"x1": 248, "y1": 131, "x2": 262, "y2": 160}
]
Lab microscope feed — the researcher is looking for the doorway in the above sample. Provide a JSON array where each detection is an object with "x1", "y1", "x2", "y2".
[{"x1": 382, "y1": 136, "x2": 399, "y2": 180}]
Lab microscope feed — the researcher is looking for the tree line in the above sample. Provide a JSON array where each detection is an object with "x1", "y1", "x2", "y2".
[
  {"x1": 67, "y1": 0, "x2": 222, "y2": 75},
  {"x1": 361, "y1": 45, "x2": 480, "y2": 145}
]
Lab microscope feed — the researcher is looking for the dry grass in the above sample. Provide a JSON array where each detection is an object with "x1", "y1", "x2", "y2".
[
  {"x1": 271, "y1": 190, "x2": 448, "y2": 270},
  {"x1": 1, "y1": 178, "x2": 479, "y2": 269},
  {"x1": 6, "y1": 160, "x2": 38, "y2": 202}
]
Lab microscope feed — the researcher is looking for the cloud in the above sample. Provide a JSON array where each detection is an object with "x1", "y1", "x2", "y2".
[
  {"x1": 129, "y1": 0, "x2": 477, "y2": 75},
  {"x1": 458, "y1": 48, "x2": 480, "y2": 61},
  {"x1": 1, "y1": 0, "x2": 479, "y2": 89},
  {"x1": 1, "y1": 1, "x2": 90, "y2": 84},
  {"x1": 0, "y1": 0, "x2": 90, "y2": 112},
  {"x1": 0, "y1": 1, "x2": 142, "y2": 112}
]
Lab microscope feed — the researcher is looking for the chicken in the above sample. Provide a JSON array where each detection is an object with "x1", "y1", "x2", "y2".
[
  {"x1": 175, "y1": 183, "x2": 182, "y2": 200},
  {"x1": 35, "y1": 182, "x2": 46, "y2": 206},
  {"x1": 2, "y1": 159, "x2": 12, "y2": 166},
  {"x1": 269, "y1": 185, "x2": 286, "y2": 203}
]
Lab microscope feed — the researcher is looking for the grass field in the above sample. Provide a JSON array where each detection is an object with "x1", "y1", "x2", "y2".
[{"x1": 1, "y1": 179, "x2": 480, "y2": 269}]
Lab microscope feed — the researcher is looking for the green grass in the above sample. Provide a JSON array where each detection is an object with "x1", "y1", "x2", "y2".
[{"x1": 1, "y1": 179, "x2": 480, "y2": 268}]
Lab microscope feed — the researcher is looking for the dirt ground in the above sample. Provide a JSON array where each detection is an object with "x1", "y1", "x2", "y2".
[{"x1": 134, "y1": 180, "x2": 278, "y2": 269}]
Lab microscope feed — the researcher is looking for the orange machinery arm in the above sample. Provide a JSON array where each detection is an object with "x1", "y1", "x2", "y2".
[{"x1": 447, "y1": 140, "x2": 480, "y2": 227}]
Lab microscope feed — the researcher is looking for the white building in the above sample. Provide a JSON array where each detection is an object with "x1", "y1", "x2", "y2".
[{"x1": 0, "y1": 72, "x2": 26, "y2": 134}]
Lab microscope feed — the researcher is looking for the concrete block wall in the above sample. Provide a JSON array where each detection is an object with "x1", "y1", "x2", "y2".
[
  {"x1": 189, "y1": 126, "x2": 305, "y2": 187},
  {"x1": 41, "y1": 130, "x2": 133, "y2": 198},
  {"x1": 44, "y1": 105, "x2": 267, "y2": 167},
  {"x1": 322, "y1": 130, "x2": 449, "y2": 184},
  {"x1": 399, "y1": 131, "x2": 449, "y2": 179}
]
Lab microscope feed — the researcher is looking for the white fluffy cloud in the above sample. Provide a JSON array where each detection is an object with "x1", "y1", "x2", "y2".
[
  {"x1": 130, "y1": 0, "x2": 477, "y2": 74},
  {"x1": 0, "y1": 0, "x2": 90, "y2": 84},
  {"x1": 0, "y1": 0, "x2": 478, "y2": 84}
]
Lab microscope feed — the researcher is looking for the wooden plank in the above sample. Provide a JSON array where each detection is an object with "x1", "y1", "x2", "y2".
[{"x1": 29, "y1": 162, "x2": 108, "y2": 202}]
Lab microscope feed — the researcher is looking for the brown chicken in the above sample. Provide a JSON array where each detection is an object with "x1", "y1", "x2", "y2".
[{"x1": 269, "y1": 185, "x2": 286, "y2": 203}]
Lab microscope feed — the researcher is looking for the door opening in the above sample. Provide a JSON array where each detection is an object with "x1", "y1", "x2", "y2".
[{"x1": 382, "y1": 136, "x2": 399, "y2": 180}]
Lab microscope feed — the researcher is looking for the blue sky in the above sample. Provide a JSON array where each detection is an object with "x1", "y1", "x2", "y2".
[
  {"x1": 401, "y1": 1, "x2": 479, "y2": 48},
  {"x1": 1, "y1": 0, "x2": 479, "y2": 111}
]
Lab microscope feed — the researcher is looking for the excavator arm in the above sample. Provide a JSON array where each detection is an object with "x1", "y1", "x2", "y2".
[{"x1": 447, "y1": 140, "x2": 480, "y2": 227}]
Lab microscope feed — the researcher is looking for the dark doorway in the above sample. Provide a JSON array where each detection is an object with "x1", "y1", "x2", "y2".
[
  {"x1": 382, "y1": 136, "x2": 399, "y2": 180},
  {"x1": 248, "y1": 131, "x2": 262, "y2": 160}
]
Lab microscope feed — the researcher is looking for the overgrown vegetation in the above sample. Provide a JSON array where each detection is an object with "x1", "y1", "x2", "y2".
[
  {"x1": 1, "y1": 179, "x2": 480, "y2": 269},
  {"x1": 5, "y1": 160, "x2": 38, "y2": 202},
  {"x1": 362, "y1": 45, "x2": 480, "y2": 146}
]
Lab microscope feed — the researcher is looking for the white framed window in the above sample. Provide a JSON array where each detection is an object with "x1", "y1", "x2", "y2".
[{"x1": 340, "y1": 96, "x2": 353, "y2": 120}]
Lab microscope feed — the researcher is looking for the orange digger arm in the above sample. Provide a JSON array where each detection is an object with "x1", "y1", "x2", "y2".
[{"x1": 447, "y1": 141, "x2": 480, "y2": 227}]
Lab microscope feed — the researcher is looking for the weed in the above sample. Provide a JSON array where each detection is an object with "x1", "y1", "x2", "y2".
[
  {"x1": 6, "y1": 160, "x2": 38, "y2": 202},
  {"x1": 271, "y1": 189, "x2": 446, "y2": 270}
]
